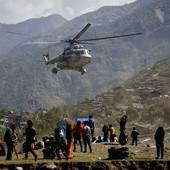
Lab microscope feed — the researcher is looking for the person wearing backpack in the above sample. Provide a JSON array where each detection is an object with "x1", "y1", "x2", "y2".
[
  {"x1": 53, "y1": 128, "x2": 68, "y2": 160},
  {"x1": 4, "y1": 123, "x2": 16, "y2": 160}
]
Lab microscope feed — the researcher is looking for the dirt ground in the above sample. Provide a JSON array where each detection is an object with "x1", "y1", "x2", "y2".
[{"x1": 0, "y1": 140, "x2": 170, "y2": 170}]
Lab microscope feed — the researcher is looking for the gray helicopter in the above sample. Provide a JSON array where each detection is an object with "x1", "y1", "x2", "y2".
[
  {"x1": 7, "y1": 23, "x2": 142, "y2": 75},
  {"x1": 42, "y1": 23, "x2": 142, "y2": 75}
]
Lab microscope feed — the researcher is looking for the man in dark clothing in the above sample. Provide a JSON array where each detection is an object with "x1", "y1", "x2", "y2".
[
  {"x1": 154, "y1": 126, "x2": 165, "y2": 159},
  {"x1": 120, "y1": 115, "x2": 127, "y2": 132},
  {"x1": 53, "y1": 128, "x2": 68, "y2": 160},
  {"x1": 4, "y1": 123, "x2": 16, "y2": 160},
  {"x1": 23, "y1": 120, "x2": 38, "y2": 161},
  {"x1": 119, "y1": 130, "x2": 127, "y2": 145},
  {"x1": 87, "y1": 115, "x2": 95, "y2": 142},
  {"x1": 131, "y1": 127, "x2": 139, "y2": 146},
  {"x1": 102, "y1": 125, "x2": 109, "y2": 142}
]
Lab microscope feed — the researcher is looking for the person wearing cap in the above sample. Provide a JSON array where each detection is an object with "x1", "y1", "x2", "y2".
[{"x1": 4, "y1": 123, "x2": 16, "y2": 160}]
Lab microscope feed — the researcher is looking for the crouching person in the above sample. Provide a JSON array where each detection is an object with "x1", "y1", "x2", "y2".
[
  {"x1": 42, "y1": 135, "x2": 55, "y2": 159},
  {"x1": 53, "y1": 128, "x2": 68, "y2": 160}
]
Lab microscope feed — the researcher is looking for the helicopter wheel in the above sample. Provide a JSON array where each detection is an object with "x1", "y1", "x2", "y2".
[{"x1": 52, "y1": 68, "x2": 58, "y2": 74}]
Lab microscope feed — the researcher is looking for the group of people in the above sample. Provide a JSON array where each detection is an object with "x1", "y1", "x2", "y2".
[
  {"x1": 2, "y1": 113, "x2": 166, "y2": 160},
  {"x1": 41, "y1": 115, "x2": 94, "y2": 160},
  {"x1": 102, "y1": 115, "x2": 128, "y2": 144},
  {"x1": 102, "y1": 115, "x2": 166, "y2": 159},
  {"x1": 3, "y1": 115, "x2": 95, "y2": 161}
]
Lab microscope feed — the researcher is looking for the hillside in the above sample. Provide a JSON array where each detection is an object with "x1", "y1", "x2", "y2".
[
  {"x1": 71, "y1": 57, "x2": 170, "y2": 134},
  {"x1": 0, "y1": 58, "x2": 170, "y2": 169},
  {"x1": 0, "y1": 14, "x2": 67, "y2": 56},
  {"x1": 0, "y1": 0, "x2": 170, "y2": 111}
]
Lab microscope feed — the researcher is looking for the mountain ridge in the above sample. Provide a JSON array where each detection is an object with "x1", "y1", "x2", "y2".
[{"x1": 0, "y1": 0, "x2": 169, "y2": 112}]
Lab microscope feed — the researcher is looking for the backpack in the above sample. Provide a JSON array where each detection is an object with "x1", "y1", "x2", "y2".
[
  {"x1": 108, "y1": 147, "x2": 129, "y2": 159},
  {"x1": 42, "y1": 149, "x2": 55, "y2": 159},
  {"x1": 88, "y1": 119, "x2": 94, "y2": 129}
]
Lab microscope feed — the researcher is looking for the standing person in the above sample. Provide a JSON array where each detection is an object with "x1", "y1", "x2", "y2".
[
  {"x1": 131, "y1": 127, "x2": 139, "y2": 146},
  {"x1": 102, "y1": 125, "x2": 109, "y2": 142},
  {"x1": 87, "y1": 115, "x2": 95, "y2": 142},
  {"x1": 23, "y1": 120, "x2": 38, "y2": 161},
  {"x1": 120, "y1": 115, "x2": 127, "y2": 132},
  {"x1": 83, "y1": 121, "x2": 92, "y2": 153},
  {"x1": 119, "y1": 130, "x2": 127, "y2": 145},
  {"x1": 66, "y1": 123, "x2": 74, "y2": 158},
  {"x1": 154, "y1": 126, "x2": 165, "y2": 159},
  {"x1": 109, "y1": 124, "x2": 115, "y2": 142},
  {"x1": 4, "y1": 123, "x2": 16, "y2": 160},
  {"x1": 73, "y1": 121, "x2": 84, "y2": 152}
]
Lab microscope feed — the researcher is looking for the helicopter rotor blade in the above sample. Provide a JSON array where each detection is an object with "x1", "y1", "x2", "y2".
[
  {"x1": 6, "y1": 31, "x2": 30, "y2": 36},
  {"x1": 23, "y1": 41, "x2": 61, "y2": 45},
  {"x1": 76, "y1": 41, "x2": 95, "y2": 45},
  {"x1": 79, "y1": 32, "x2": 142, "y2": 42},
  {"x1": 61, "y1": 23, "x2": 91, "y2": 44},
  {"x1": 72, "y1": 23, "x2": 91, "y2": 42}
]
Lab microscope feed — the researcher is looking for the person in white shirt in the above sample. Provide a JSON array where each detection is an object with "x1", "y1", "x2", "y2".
[{"x1": 83, "y1": 121, "x2": 92, "y2": 153}]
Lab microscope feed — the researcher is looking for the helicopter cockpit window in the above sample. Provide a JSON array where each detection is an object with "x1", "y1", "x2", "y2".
[{"x1": 80, "y1": 50, "x2": 85, "y2": 54}]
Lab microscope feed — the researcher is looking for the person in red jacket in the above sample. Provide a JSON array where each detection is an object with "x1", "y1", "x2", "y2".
[{"x1": 73, "y1": 121, "x2": 84, "y2": 152}]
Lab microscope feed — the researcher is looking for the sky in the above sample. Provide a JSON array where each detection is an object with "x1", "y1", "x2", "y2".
[{"x1": 0, "y1": 0, "x2": 136, "y2": 24}]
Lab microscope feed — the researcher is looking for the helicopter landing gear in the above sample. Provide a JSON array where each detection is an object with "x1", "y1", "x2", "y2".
[
  {"x1": 52, "y1": 68, "x2": 58, "y2": 74},
  {"x1": 79, "y1": 68, "x2": 86, "y2": 75}
]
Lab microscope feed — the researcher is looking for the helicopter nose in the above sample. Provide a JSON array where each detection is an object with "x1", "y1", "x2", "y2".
[{"x1": 84, "y1": 55, "x2": 92, "y2": 63}]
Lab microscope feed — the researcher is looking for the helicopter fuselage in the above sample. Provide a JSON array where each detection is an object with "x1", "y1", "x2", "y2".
[
  {"x1": 57, "y1": 48, "x2": 92, "y2": 69},
  {"x1": 42, "y1": 23, "x2": 142, "y2": 75}
]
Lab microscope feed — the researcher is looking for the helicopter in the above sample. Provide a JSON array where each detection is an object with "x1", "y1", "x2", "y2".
[
  {"x1": 42, "y1": 23, "x2": 142, "y2": 75},
  {"x1": 7, "y1": 23, "x2": 142, "y2": 75}
]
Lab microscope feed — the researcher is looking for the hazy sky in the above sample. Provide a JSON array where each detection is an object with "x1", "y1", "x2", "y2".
[{"x1": 0, "y1": 0, "x2": 136, "y2": 24}]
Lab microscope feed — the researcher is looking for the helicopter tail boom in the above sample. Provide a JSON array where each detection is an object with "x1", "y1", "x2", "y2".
[{"x1": 43, "y1": 55, "x2": 49, "y2": 65}]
